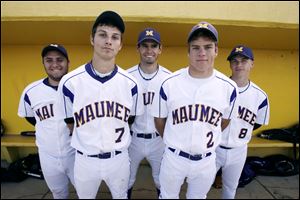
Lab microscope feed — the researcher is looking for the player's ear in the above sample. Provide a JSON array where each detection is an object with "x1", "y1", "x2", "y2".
[
  {"x1": 250, "y1": 60, "x2": 254, "y2": 68},
  {"x1": 118, "y1": 42, "x2": 122, "y2": 51},
  {"x1": 90, "y1": 35, "x2": 94, "y2": 46},
  {"x1": 158, "y1": 44, "x2": 162, "y2": 55},
  {"x1": 215, "y1": 43, "x2": 218, "y2": 56}
]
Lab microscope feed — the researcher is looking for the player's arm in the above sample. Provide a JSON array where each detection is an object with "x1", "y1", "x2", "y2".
[
  {"x1": 253, "y1": 123, "x2": 262, "y2": 131},
  {"x1": 25, "y1": 117, "x2": 36, "y2": 126},
  {"x1": 221, "y1": 118, "x2": 230, "y2": 131},
  {"x1": 64, "y1": 117, "x2": 74, "y2": 136},
  {"x1": 128, "y1": 116, "x2": 135, "y2": 125},
  {"x1": 154, "y1": 117, "x2": 166, "y2": 137}
]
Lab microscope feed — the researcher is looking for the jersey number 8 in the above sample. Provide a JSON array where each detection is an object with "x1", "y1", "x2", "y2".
[{"x1": 238, "y1": 128, "x2": 248, "y2": 139}]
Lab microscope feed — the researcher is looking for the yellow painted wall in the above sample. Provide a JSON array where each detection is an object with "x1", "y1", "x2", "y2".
[
  {"x1": 2, "y1": 1, "x2": 298, "y2": 27},
  {"x1": 1, "y1": 1, "x2": 299, "y2": 135},
  {"x1": 1, "y1": 45, "x2": 299, "y2": 134}
]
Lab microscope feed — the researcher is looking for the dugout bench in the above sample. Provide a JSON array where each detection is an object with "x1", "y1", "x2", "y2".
[
  {"x1": 1, "y1": 134, "x2": 36, "y2": 163},
  {"x1": 1, "y1": 134, "x2": 298, "y2": 163}
]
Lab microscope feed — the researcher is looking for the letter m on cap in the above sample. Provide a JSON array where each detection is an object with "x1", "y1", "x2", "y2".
[
  {"x1": 198, "y1": 23, "x2": 208, "y2": 29},
  {"x1": 235, "y1": 47, "x2": 243, "y2": 52},
  {"x1": 146, "y1": 30, "x2": 153, "y2": 36}
]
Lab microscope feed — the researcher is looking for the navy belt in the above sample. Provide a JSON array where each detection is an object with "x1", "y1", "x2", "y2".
[
  {"x1": 219, "y1": 145, "x2": 233, "y2": 150},
  {"x1": 168, "y1": 147, "x2": 211, "y2": 161},
  {"x1": 131, "y1": 131, "x2": 160, "y2": 139},
  {"x1": 137, "y1": 132, "x2": 159, "y2": 139},
  {"x1": 77, "y1": 150, "x2": 121, "y2": 159}
]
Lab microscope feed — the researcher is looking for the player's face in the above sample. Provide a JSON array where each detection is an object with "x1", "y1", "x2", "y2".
[
  {"x1": 230, "y1": 55, "x2": 253, "y2": 78},
  {"x1": 188, "y1": 37, "x2": 218, "y2": 78},
  {"x1": 138, "y1": 41, "x2": 161, "y2": 65},
  {"x1": 43, "y1": 51, "x2": 69, "y2": 83},
  {"x1": 91, "y1": 25, "x2": 122, "y2": 61}
]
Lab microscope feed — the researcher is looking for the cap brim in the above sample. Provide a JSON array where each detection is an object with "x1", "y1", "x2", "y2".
[
  {"x1": 138, "y1": 38, "x2": 161, "y2": 45},
  {"x1": 42, "y1": 46, "x2": 68, "y2": 60},
  {"x1": 227, "y1": 52, "x2": 253, "y2": 61},
  {"x1": 188, "y1": 28, "x2": 218, "y2": 43}
]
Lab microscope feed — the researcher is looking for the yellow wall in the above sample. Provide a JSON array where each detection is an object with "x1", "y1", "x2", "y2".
[
  {"x1": 2, "y1": 1, "x2": 298, "y2": 27},
  {"x1": 1, "y1": 45, "x2": 299, "y2": 134},
  {"x1": 1, "y1": 1, "x2": 299, "y2": 135}
]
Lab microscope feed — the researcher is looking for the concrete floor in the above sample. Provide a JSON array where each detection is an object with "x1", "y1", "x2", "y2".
[{"x1": 1, "y1": 163, "x2": 299, "y2": 199}]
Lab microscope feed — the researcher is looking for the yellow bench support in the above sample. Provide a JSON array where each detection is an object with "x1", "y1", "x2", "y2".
[
  {"x1": 249, "y1": 136, "x2": 296, "y2": 148},
  {"x1": 1, "y1": 135, "x2": 36, "y2": 163},
  {"x1": 1, "y1": 134, "x2": 298, "y2": 163}
]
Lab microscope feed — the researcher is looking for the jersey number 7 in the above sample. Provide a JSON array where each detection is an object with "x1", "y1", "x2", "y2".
[{"x1": 115, "y1": 127, "x2": 125, "y2": 143}]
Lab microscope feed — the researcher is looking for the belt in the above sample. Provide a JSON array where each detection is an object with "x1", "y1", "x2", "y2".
[
  {"x1": 219, "y1": 145, "x2": 233, "y2": 150},
  {"x1": 131, "y1": 131, "x2": 160, "y2": 139},
  {"x1": 77, "y1": 150, "x2": 121, "y2": 159},
  {"x1": 168, "y1": 147, "x2": 211, "y2": 161}
]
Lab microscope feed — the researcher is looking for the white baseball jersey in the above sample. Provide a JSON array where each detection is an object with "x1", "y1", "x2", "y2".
[
  {"x1": 152, "y1": 67, "x2": 239, "y2": 154},
  {"x1": 127, "y1": 64, "x2": 171, "y2": 133},
  {"x1": 220, "y1": 81, "x2": 270, "y2": 148},
  {"x1": 18, "y1": 78, "x2": 74, "y2": 157},
  {"x1": 126, "y1": 64, "x2": 171, "y2": 190},
  {"x1": 57, "y1": 62, "x2": 143, "y2": 154}
]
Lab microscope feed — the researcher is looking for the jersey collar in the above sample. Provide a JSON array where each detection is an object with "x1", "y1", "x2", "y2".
[
  {"x1": 85, "y1": 62, "x2": 118, "y2": 83},
  {"x1": 138, "y1": 64, "x2": 159, "y2": 81},
  {"x1": 43, "y1": 78, "x2": 58, "y2": 91}
]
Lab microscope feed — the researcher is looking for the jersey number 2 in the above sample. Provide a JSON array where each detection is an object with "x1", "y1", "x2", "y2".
[
  {"x1": 115, "y1": 127, "x2": 125, "y2": 143},
  {"x1": 207, "y1": 131, "x2": 214, "y2": 148}
]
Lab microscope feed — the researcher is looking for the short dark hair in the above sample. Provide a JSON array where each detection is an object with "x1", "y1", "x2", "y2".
[{"x1": 92, "y1": 11, "x2": 125, "y2": 38}]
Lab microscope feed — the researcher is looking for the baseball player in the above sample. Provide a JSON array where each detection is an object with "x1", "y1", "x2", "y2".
[
  {"x1": 215, "y1": 45, "x2": 270, "y2": 199},
  {"x1": 56, "y1": 11, "x2": 143, "y2": 199},
  {"x1": 18, "y1": 44, "x2": 75, "y2": 199},
  {"x1": 151, "y1": 22, "x2": 240, "y2": 199},
  {"x1": 127, "y1": 28, "x2": 171, "y2": 198}
]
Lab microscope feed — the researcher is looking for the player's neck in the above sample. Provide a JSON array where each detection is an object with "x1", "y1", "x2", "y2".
[
  {"x1": 47, "y1": 77, "x2": 59, "y2": 86},
  {"x1": 188, "y1": 66, "x2": 213, "y2": 79},
  {"x1": 231, "y1": 76, "x2": 249, "y2": 87},
  {"x1": 139, "y1": 62, "x2": 159, "y2": 74},
  {"x1": 92, "y1": 57, "x2": 115, "y2": 74}
]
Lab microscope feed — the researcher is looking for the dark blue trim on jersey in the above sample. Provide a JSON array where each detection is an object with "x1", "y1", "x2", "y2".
[
  {"x1": 161, "y1": 68, "x2": 172, "y2": 75},
  {"x1": 230, "y1": 89, "x2": 237, "y2": 103},
  {"x1": 239, "y1": 81, "x2": 251, "y2": 94},
  {"x1": 228, "y1": 89, "x2": 238, "y2": 119},
  {"x1": 23, "y1": 80, "x2": 44, "y2": 116},
  {"x1": 216, "y1": 76, "x2": 237, "y2": 90},
  {"x1": 117, "y1": 70, "x2": 139, "y2": 87},
  {"x1": 138, "y1": 64, "x2": 159, "y2": 81},
  {"x1": 216, "y1": 75, "x2": 238, "y2": 119},
  {"x1": 161, "y1": 72, "x2": 181, "y2": 87},
  {"x1": 60, "y1": 69, "x2": 86, "y2": 118},
  {"x1": 127, "y1": 68, "x2": 138, "y2": 74},
  {"x1": 24, "y1": 93, "x2": 31, "y2": 106},
  {"x1": 158, "y1": 72, "x2": 181, "y2": 117},
  {"x1": 160, "y1": 87, "x2": 167, "y2": 101},
  {"x1": 251, "y1": 84, "x2": 269, "y2": 124},
  {"x1": 117, "y1": 70, "x2": 140, "y2": 115},
  {"x1": 86, "y1": 62, "x2": 118, "y2": 83},
  {"x1": 63, "y1": 85, "x2": 74, "y2": 103},
  {"x1": 258, "y1": 98, "x2": 268, "y2": 110},
  {"x1": 43, "y1": 78, "x2": 58, "y2": 91},
  {"x1": 131, "y1": 85, "x2": 138, "y2": 96}
]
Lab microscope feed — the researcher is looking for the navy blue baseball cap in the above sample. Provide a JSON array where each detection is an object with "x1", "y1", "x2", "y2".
[
  {"x1": 227, "y1": 45, "x2": 254, "y2": 61},
  {"x1": 92, "y1": 10, "x2": 125, "y2": 33},
  {"x1": 187, "y1": 21, "x2": 218, "y2": 43},
  {"x1": 42, "y1": 44, "x2": 69, "y2": 61},
  {"x1": 137, "y1": 28, "x2": 161, "y2": 45}
]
